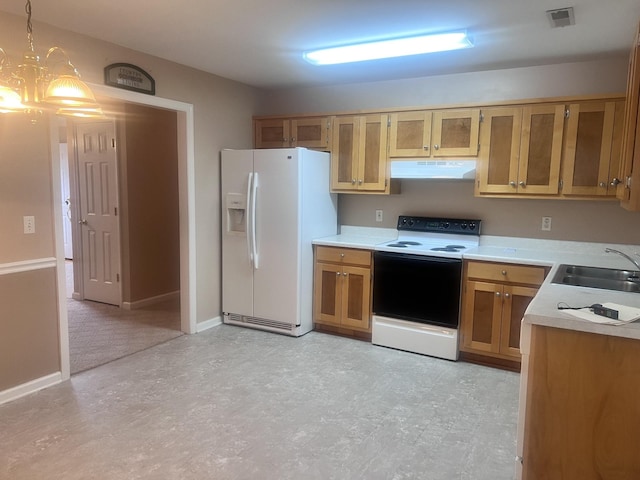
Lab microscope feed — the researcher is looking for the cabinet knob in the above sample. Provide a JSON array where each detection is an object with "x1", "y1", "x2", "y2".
[
  {"x1": 599, "y1": 182, "x2": 606, "y2": 188},
  {"x1": 434, "y1": 144, "x2": 439, "y2": 150},
  {"x1": 342, "y1": 272, "x2": 348, "y2": 276},
  {"x1": 505, "y1": 293, "x2": 511, "y2": 299},
  {"x1": 358, "y1": 179, "x2": 363, "y2": 185},
  {"x1": 336, "y1": 272, "x2": 341, "y2": 276},
  {"x1": 423, "y1": 145, "x2": 430, "y2": 150},
  {"x1": 351, "y1": 178, "x2": 356, "y2": 184},
  {"x1": 509, "y1": 181, "x2": 516, "y2": 187},
  {"x1": 496, "y1": 292, "x2": 501, "y2": 297},
  {"x1": 519, "y1": 181, "x2": 526, "y2": 187},
  {"x1": 282, "y1": 138, "x2": 287, "y2": 142},
  {"x1": 340, "y1": 253, "x2": 345, "y2": 258},
  {"x1": 78, "y1": 219, "x2": 87, "y2": 225},
  {"x1": 291, "y1": 137, "x2": 296, "y2": 142},
  {"x1": 501, "y1": 270, "x2": 507, "y2": 276},
  {"x1": 610, "y1": 177, "x2": 621, "y2": 186}
]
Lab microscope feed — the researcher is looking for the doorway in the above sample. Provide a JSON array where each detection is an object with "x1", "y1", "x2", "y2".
[
  {"x1": 61, "y1": 104, "x2": 184, "y2": 374},
  {"x1": 52, "y1": 87, "x2": 196, "y2": 379}
]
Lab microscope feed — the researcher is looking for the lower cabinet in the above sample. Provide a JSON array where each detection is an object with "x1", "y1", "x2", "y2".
[
  {"x1": 520, "y1": 326, "x2": 640, "y2": 479},
  {"x1": 460, "y1": 260, "x2": 548, "y2": 369},
  {"x1": 313, "y1": 246, "x2": 372, "y2": 335}
]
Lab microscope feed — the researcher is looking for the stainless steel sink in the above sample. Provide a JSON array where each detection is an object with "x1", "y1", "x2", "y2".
[{"x1": 551, "y1": 264, "x2": 640, "y2": 293}]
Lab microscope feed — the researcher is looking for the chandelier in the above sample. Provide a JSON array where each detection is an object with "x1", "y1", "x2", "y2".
[{"x1": 0, "y1": 0, "x2": 103, "y2": 120}]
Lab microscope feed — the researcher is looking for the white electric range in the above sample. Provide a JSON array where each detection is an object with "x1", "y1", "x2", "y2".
[{"x1": 372, "y1": 215, "x2": 481, "y2": 360}]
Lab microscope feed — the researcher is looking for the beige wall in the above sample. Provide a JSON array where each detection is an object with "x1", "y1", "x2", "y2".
[
  {"x1": 120, "y1": 103, "x2": 180, "y2": 302},
  {"x1": 258, "y1": 57, "x2": 640, "y2": 245},
  {"x1": 0, "y1": 269, "x2": 60, "y2": 391}
]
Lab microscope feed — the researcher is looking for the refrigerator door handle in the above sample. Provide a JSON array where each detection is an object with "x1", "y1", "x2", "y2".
[
  {"x1": 251, "y1": 172, "x2": 259, "y2": 269},
  {"x1": 246, "y1": 172, "x2": 254, "y2": 265}
]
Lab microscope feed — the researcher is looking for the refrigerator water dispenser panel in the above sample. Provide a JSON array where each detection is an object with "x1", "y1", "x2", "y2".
[{"x1": 226, "y1": 193, "x2": 246, "y2": 233}]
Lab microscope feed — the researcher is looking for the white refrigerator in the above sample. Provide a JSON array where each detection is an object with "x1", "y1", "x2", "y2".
[{"x1": 221, "y1": 148, "x2": 337, "y2": 336}]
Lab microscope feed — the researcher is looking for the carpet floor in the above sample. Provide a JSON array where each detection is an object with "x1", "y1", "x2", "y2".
[{"x1": 66, "y1": 261, "x2": 182, "y2": 374}]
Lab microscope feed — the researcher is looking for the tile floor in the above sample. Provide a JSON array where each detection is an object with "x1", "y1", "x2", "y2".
[{"x1": 0, "y1": 325, "x2": 520, "y2": 480}]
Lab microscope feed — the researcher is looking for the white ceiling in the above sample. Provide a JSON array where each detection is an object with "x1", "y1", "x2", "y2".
[{"x1": 2, "y1": 0, "x2": 640, "y2": 90}]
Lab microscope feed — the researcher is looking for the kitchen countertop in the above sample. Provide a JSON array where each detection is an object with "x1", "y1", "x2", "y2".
[{"x1": 312, "y1": 228, "x2": 640, "y2": 341}]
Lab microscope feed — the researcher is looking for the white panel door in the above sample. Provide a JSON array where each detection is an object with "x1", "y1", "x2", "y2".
[
  {"x1": 59, "y1": 143, "x2": 73, "y2": 259},
  {"x1": 76, "y1": 121, "x2": 121, "y2": 306},
  {"x1": 221, "y1": 150, "x2": 254, "y2": 317},
  {"x1": 253, "y1": 149, "x2": 301, "y2": 324}
]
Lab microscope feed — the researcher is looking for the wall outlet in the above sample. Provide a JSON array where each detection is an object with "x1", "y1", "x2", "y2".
[
  {"x1": 541, "y1": 216, "x2": 552, "y2": 231},
  {"x1": 23, "y1": 215, "x2": 35, "y2": 234},
  {"x1": 375, "y1": 210, "x2": 383, "y2": 222}
]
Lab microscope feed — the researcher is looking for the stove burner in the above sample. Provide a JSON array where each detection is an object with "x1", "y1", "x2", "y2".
[
  {"x1": 386, "y1": 241, "x2": 422, "y2": 248},
  {"x1": 430, "y1": 245, "x2": 468, "y2": 252}
]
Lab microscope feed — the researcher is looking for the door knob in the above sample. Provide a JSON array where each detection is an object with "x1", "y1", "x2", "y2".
[{"x1": 78, "y1": 219, "x2": 87, "y2": 225}]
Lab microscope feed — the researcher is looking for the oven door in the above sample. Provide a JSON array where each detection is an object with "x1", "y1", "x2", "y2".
[{"x1": 372, "y1": 251, "x2": 462, "y2": 328}]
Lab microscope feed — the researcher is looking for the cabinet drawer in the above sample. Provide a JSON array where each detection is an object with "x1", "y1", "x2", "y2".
[
  {"x1": 466, "y1": 261, "x2": 547, "y2": 286},
  {"x1": 316, "y1": 246, "x2": 371, "y2": 267}
]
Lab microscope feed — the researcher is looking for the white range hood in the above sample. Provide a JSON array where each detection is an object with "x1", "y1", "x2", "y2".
[{"x1": 390, "y1": 159, "x2": 476, "y2": 180}]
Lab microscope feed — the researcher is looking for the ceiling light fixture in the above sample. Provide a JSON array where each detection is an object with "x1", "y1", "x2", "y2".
[
  {"x1": 303, "y1": 31, "x2": 474, "y2": 66},
  {"x1": 0, "y1": 0, "x2": 103, "y2": 121}
]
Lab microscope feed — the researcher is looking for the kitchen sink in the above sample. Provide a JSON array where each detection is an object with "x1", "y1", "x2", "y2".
[{"x1": 551, "y1": 264, "x2": 640, "y2": 293}]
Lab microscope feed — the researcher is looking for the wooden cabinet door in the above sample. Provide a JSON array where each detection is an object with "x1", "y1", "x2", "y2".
[
  {"x1": 562, "y1": 102, "x2": 617, "y2": 196},
  {"x1": 291, "y1": 117, "x2": 330, "y2": 150},
  {"x1": 255, "y1": 119, "x2": 290, "y2": 148},
  {"x1": 499, "y1": 285, "x2": 537, "y2": 358},
  {"x1": 357, "y1": 114, "x2": 388, "y2": 191},
  {"x1": 518, "y1": 104, "x2": 565, "y2": 194},
  {"x1": 340, "y1": 265, "x2": 371, "y2": 331},
  {"x1": 476, "y1": 107, "x2": 523, "y2": 194},
  {"x1": 432, "y1": 108, "x2": 480, "y2": 156},
  {"x1": 313, "y1": 262, "x2": 342, "y2": 326},
  {"x1": 462, "y1": 280, "x2": 502, "y2": 354},
  {"x1": 389, "y1": 111, "x2": 432, "y2": 157},
  {"x1": 619, "y1": 21, "x2": 640, "y2": 206},
  {"x1": 331, "y1": 116, "x2": 360, "y2": 191}
]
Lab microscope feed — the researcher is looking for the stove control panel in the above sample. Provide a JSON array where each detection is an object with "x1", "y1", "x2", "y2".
[{"x1": 397, "y1": 216, "x2": 481, "y2": 235}]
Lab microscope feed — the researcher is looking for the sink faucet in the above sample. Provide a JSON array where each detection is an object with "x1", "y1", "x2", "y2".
[{"x1": 605, "y1": 248, "x2": 640, "y2": 271}]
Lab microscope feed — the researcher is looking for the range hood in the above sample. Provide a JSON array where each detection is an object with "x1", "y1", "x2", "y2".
[{"x1": 390, "y1": 160, "x2": 476, "y2": 180}]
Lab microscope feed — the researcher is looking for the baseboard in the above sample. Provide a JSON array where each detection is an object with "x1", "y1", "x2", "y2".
[
  {"x1": 196, "y1": 316, "x2": 222, "y2": 333},
  {"x1": 122, "y1": 290, "x2": 180, "y2": 310},
  {"x1": 0, "y1": 372, "x2": 62, "y2": 406}
]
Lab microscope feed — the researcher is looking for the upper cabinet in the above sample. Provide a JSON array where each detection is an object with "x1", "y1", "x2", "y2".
[
  {"x1": 330, "y1": 115, "x2": 389, "y2": 193},
  {"x1": 561, "y1": 101, "x2": 625, "y2": 196},
  {"x1": 389, "y1": 108, "x2": 480, "y2": 158},
  {"x1": 619, "y1": 21, "x2": 640, "y2": 210},
  {"x1": 254, "y1": 116, "x2": 331, "y2": 150},
  {"x1": 476, "y1": 104, "x2": 565, "y2": 195}
]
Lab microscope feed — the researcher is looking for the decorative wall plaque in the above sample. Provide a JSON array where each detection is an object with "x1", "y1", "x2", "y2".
[{"x1": 104, "y1": 63, "x2": 155, "y2": 95}]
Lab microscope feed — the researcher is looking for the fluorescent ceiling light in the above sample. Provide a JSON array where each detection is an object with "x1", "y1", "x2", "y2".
[{"x1": 303, "y1": 31, "x2": 473, "y2": 65}]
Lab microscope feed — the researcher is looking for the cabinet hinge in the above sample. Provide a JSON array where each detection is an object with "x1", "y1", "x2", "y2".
[
  {"x1": 111, "y1": 138, "x2": 116, "y2": 148},
  {"x1": 116, "y1": 273, "x2": 120, "y2": 283},
  {"x1": 114, "y1": 206, "x2": 118, "y2": 216},
  {"x1": 480, "y1": 111, "x2": 484, "y2": 122},
  {"x1": 387, "y1": 115, "x2": 391, "y2": 127},
  {"x1": 564, "y1": 108, "x2": 570, "y2": 119},
  {"x1": 627, "y1": 176, "x2": 633, "y2": 188},
  {"x1": 559, "y1": 179, "x2": 563, "y2": 190}
]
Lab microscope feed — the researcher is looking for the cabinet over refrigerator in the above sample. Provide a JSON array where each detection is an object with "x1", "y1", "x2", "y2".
[{"x1": 221, "y1": 148, "x2": 337, "y2": 336}]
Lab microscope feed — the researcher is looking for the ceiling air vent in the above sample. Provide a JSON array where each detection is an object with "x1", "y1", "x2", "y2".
[{"x1": 546, "y1": 7, "x2": 575, "y2": 28}]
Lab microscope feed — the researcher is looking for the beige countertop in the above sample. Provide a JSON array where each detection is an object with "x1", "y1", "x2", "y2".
[{"x1": 312, "y1": 228, "x2": 640, "y2": 340}]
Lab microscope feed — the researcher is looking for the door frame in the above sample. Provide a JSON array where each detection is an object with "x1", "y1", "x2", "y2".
[{"x1": 50, "y1": 84, "x2": 197, "y2": 381}]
